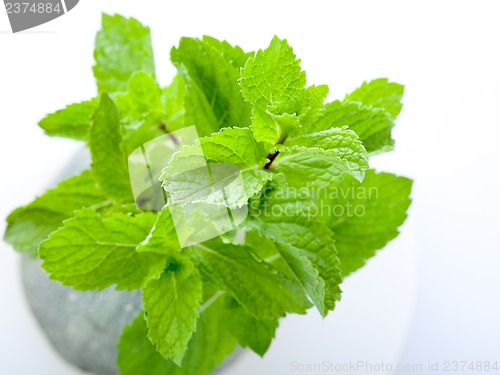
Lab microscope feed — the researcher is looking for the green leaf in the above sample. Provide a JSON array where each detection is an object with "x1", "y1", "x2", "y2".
[
  {"x1": 163, "y1": 163, "x2": 271, "y2": 209},
  {"x1": 244, "y1": 229, "x2": 292, "y2": 273},
  {"x1": 294, "y1": 84, "x2": 330, "y2": 129},
  {"x1": 199, "y1": 127, "x2": 267, "y2": 167},
  {"x1": 118, "y1": 294, "x2": 237, "y2": 375},
  {"x1": 275, "y1": 242, "x2": 327, "y2": 317},
  {"x1": 321, "y1": 170, "x2": 413, "y2": 276},
  {"x1": 161, "y1": 74, "x2": 186, "y2": 132},
  {"x1": 272, "y1": 146, "x2": 364, "y2": 188},
  {"x1": 38, "y1": 99, "x2": 97, "y2": 141},
  {"x1": 160, "y1": 127, "x2": 273, "y2": 208},
  {"x1": 250, "y1": 106, "x2": 281, "y2": 144},
  {"x1": 118, "y1": 314, "x2": 173, "y2": 375},
  {"x1": 116, "y1": 72, "x2": 166, "y2": 154},
  {"x1": 171, "y1": 37, "x2": 251, "y2": 137},
  {"x1": 188, "y1": 238, "x2": 311, "y2": 319},
  {"x1": 286, "y1": 126, "x2": 366, "y2": 156},
  {"x1": 240, "y1": 36, "x2": 306, "y2": 113},
  {"x1": 137, "y1": 209, "x2": 180, "y2": 255},
  {"x1": 202, "y1": 35, "x2": 253, "y2": 69},
  {"x1": 241, "y1": 38, "x2": 330, "y2": 142},
  {"x1": 39, "y1": 209, "x2": 165, "y2": 290},
  {"x1": 171, "y1": 290, "x2": 237, "y2": 375},
  {"x1": 115, "y1": 72, "x2": 187, "y2": 155},
  {"x1": 89, "y1": 94, "x2": 133, "y2": 202},
  {"x1": 116, "y1": 72, "x2": 162, "y2": 124},
  {"x1": 93, "y1": 13, "x2": 155, "y2": 93},
  {"x1": 223, "y1": 298, "x2": 278, "y2": 357},
  {"x1": 284, "y1": 126, "x2": 369, "y2": 181},
  {"x1": 143, "y1": 257, "x2": 203, "y2": 365},
  {"x1": 199, "y1": 128, "x2": 273, "y2": 203},
  {"x1": 250, "y1": 213, "x2": 342, "y2": 313},
  {"x1": 308, "y1": 79, "x2": 404, "y2": 155},
  {"x1": 4, "y1": 170, "x2": 105, "y2": 257},
  {"x1": 310, "y1": 100, "x2": 395, "y2": 154},
  {"x1": 245, "y1": 231, "x2": 326, "y2": 317},
  {"x1": 345, "y1": 78, "x2": 404, "y2": 119}
]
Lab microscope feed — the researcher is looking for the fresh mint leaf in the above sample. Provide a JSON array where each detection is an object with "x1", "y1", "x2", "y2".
[
  {"x1": 137, "y1": 209, "x2": 180, "y2": 255},
  {"x1": 118, "y1": 314, "x2": 173, "y2": 375},
  {"x1": 171, "y1": 37, "x2": 252, "y2": 136},
  {"x1": 116, "y1": 72, "x2": 166, "y2": 154},
  {"x1": 160, "y1": 127, "x2": 273, "y2": 208},
  {"x1": 116, "y1": 72, "x2": 162, "y2": 125},
  {"x1": 169, "y1": 290, "x2": 237, "y2": 375},
  {"x1": 188, "y1": 238, "x2": 312, "y2": 319},
  {"x1": 223, "y1": 298, "x2": 278, "y2": 357},
  {"x1": 39, "y1": 209, "x2": 165, "y2": 290},
  {"x1": 294, "y1": 84, "x2": 329, "y2": 129},
  {"x1": 286, "y1": 126, "x2": 366, "y2": 158},
  {"x1": 245, "y1": 230, "x2": 327, "y2": 317},
  {"x1": 309, "y1": 100, "x2": 395, "y2": 154},
  {"x1": 321, "y1": 170, "x2": 413, "y2": 276},
  {"x1": 93, "y1": 13, "x2": 155, "y2": 93},
  {"x1": 163, "y1": 162, "x2": 268, "y2": 209},
  {"x1": 275, "y1": 242, "x2": 327, "y2": 317},
  {"x1": 249, "y1": 106, "x2": 282, "y2": 144},
  {"x1": 118, "y1": 294, "x2": 237, "y2": 375},
  {"x1": 199, "y1": 127, "x2": 267, "y2": 167},
  {"x1": 308, "y1": 79, "x2": 404, "y2": 155},
  {"x1": 250, "y1": 214, "x2": 342, "y2": 313},
  {"x1": 272, "y1": 146, "x2": 364, "y2": 188},
  {"x1": 202, "y1": 36, "x2": 253, "y2": 69},
  {"x1": 143, "y1": 257, "x2": 203, "y2": 365},
  {"x1": 345, "y1": 78, "x2": 404, "y2": 119},
  {"x1": 115, "y1": 72, "x2": 187, "y2": 154},
  {"x1": 89, "y1": 94, "x2": 133, "y2": 202},
  {"x1": 240, "y1": 37, "x2": 307, "y2": 143},
  {"x1": 4, "y1": 170, "x2": 105, "y2": 257},
  {"x1": 161, "y1": 74, "x2": 186, "y2": 132},
  {"x1": 240, "y1": 36, "x2": 306, "y2": 113},
  {"x1": 284, "y1": 126, "x2": 369, "y2": 180},
  {"x1": 38, "y1": 99, "x2": 97, "y2": 141},
  {"x1": 241, "y1": 37, "x2": 331, "y2": 143},
  {"x1": 243, "y1": 229, "x2": 294, "y2": 275}
]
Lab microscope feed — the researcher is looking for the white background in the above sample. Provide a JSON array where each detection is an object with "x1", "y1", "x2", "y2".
[{"x1": 1, "y1": 1, "x2": 499, "y2": 374}]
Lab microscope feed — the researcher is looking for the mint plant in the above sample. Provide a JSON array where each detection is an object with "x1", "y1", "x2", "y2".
[{"x1": 4, "y1": 13, "x2": 413, "y2": 375}]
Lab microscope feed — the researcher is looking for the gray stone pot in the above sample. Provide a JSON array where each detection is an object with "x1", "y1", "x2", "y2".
[{"x1": 21, "y1": 256, "x2": 142, "y2": 375}]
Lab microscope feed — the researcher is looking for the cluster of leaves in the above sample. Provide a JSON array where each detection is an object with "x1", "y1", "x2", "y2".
[{"x1": 4, "y1": 14, "x2": 412, "y2": 375}]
